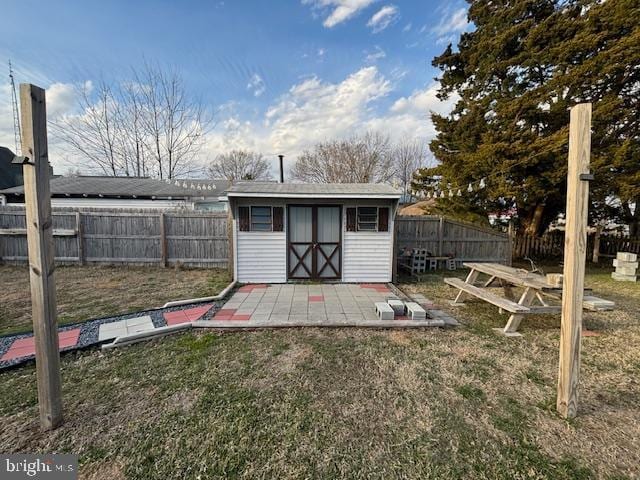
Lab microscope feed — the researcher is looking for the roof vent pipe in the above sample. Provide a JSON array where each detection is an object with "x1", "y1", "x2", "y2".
[{"x1": 278, "y1": 154, "x2": 284, "y2": 183}]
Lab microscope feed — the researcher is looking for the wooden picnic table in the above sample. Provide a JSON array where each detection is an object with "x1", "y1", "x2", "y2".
[{"x1": 444, "y1": 262, "x2": 613, "y2": 337}]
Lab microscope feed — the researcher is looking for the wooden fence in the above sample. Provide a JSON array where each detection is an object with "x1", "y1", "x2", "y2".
[
  {"x1": 395, "y1": 216, "x2": 512, "y2": 265},
  {"x1": 512, "y1": 231, "x2": 565, "y2": 259},
  {"x1": 0, "y1": 207, "x2": 229, "y2": 268},
  {"x1": 512, "y1": 230, "x2": 640, "y2": 261}
]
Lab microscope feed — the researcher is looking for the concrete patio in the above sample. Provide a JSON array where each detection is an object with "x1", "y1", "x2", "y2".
[{"x1": 195, "y1": 283, "x2": 450, "y2": 328}]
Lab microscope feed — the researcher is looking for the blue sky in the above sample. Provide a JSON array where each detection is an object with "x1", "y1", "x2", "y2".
[{"x1": 0, "y1": 0, "x2": 470, "y2": 175}]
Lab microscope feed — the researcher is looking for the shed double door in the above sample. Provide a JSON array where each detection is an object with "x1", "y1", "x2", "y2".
[{"x1": 288, "y1": 205, "x2": 341, "y2": 280}]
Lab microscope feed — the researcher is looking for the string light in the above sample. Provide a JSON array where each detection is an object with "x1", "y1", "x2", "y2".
[{"x1": 457, "y1": 189, "x2": 462, "y2": 196}]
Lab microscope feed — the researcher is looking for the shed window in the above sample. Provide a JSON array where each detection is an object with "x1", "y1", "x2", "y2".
[
  {"x1": 250, "y1": 206, "x2": 273, "y2": 231},
  {"x1": 357, "y1": 207, "x2": 378, "y2": 231}
]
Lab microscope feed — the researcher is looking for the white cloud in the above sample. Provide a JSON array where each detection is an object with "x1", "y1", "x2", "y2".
[
  {"x1": 202, "y1": 67, "x2": 457, "y2": 173},
  {"x1": 367, "y1": 4, "x2": 399, "y2": 33},
  {"x1": 402, "y1": 22, "x2": 412, "y2": 32},
  {"x1": 365, "y1": 83, "x2": 458, "y2": 141},
  {"x1": 265, "y1": 66, "x2": 391, "y2": 152},
  {"x1": 317, "y1": 48, "x2": 326, "y2": 57},
  {"x1": 47, "y1": 82, "x2": 85, "y2": 118},
  {"x1": 0, "y1": 80, "x2": 85, "y2": 174},
  {"x1": 303, "y1": 0, "x2": 377, "y2": 28},
  {"x1": 246, "y1": 73, "x2": 266, "y2": 97},
  {"x1": 432, "y1": 7, "x2": 469, "y2": 40},
  {"x1": 364, "y1": 46, "x2": 386, "y2": 63},
  {"x1": 0, "y1": 84, "x2": 17, "y2": 152}
]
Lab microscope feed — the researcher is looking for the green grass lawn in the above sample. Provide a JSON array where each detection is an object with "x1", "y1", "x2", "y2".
[
  {"x1": 0, "y1": 265, "x2": 232, "y2": 335},
  {"x1": 0, "y1": 265, "x2": 638, "y2": 479}
]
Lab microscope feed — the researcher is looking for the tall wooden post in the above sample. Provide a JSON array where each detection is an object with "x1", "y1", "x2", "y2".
[
  {"x1": 20, "y1": 84, "x2": 63, "y2": 430},
  {"x1": 557, "y1": 103, "x2": 591, "y2": 419}
]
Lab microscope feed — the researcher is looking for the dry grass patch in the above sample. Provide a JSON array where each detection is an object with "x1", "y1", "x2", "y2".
[
  {"x1": 0, "y1": 266, "x2": 637, "y2": 478},
  {"x1": 0, "y1": 264, "x2": 231, "y2": 335}
]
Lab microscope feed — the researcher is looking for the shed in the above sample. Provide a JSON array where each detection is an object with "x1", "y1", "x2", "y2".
[
  {"x1": 0, "y1": 176, "x2": 230, "y2": 211},
  {"x1": 226, "y1": 182, "x2": 402, "y2": 283}
]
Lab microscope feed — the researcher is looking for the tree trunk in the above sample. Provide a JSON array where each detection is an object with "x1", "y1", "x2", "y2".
[
  {"x1": 521, "y1": 203, "x2": 546, "y2": 236},
  {"x1": 622, "y1": 198, "x2": 640, "y2": 238}
]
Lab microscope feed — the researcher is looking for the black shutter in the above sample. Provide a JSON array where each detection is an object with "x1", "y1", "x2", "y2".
[
  {"x1": 346, "y1": 207, "x2": 357, "y2": 232},
  {"x1": 238, "y1": 206, "x2": 250, "y2": 231},
  {"x1": 378, "y1": 207, "x2": 389, "y2": 232},
  {"x1": 273, "y1": 207, "x2": 284, "y2": 231}
]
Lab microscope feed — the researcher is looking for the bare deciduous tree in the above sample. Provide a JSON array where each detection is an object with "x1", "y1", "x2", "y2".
[
  {"x1": 51, "y1": 80, "x2": 123, "y2": 176},
  {"x1": 51, "y1": 63, "x2": 211, "y2": 179},
  {"x1": 207, "y1": 150, "x2": 272, "y2": 181},
  {"x1": 392, "y1": 138, "x2": 428, "y2": 195},
  {"x1": 291, "y1": 132, "x2": 395, "y2": 183}
]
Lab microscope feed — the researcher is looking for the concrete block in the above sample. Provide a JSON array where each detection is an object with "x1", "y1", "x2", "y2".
[
  {"x1": 387, "y1": 299, "x2": 405, "y2": 315},
  {"x1": 615, "y1": 266, "x2": 638, "y2": 276},
  {"x1": 617, "y1": 252, "x2": 637, "y2": 262},
  {"x1": 375, "y1": 302, "x2": 394, "y2": 320},
  {"x1": 611, "y1": 272, "x2": 637, "y2": 282},
  {"x1": 613, "y1": 259, "x2": 638, "y2": 269},
  {"x1": 98, "y1": 315, "x2": 154, "y2": 341},
  {"x1": 405, "y1": 302, "x2": 427, "y2": 320}
]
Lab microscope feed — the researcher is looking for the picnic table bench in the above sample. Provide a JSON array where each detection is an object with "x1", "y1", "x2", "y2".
[{"x1": 445, "y1": 262, "x2": 614, "y2": 337}]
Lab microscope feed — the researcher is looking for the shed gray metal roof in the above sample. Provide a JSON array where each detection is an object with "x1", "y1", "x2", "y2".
[
  {"x1": 0, "y1": 176, "x2": 230, "y2": 199},
  {"x1": 227, "y1": 182, "x2": 401, "y2": 198}
]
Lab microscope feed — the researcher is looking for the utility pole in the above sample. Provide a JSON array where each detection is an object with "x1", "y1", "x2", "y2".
[
  {"x1": 18, "y1": 83, "x2": 63, "y2": 430},
  {"x1": 9, "y1": 60, "x2": 22, "y2": 155},
  {"x1": 557, "y1": 103, "x2": 591, "y2": 419}
]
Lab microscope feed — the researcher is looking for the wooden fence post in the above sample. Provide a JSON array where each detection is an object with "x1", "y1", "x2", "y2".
[
  {"x1": 76, "y1": 211, "x2": 84, "y2": 265},
  {"x1": 592, "y1": 225, "x2": 602, "y2": 264},
  {"x1": 227, "y1": 208, "x2": 234, "y2": 277},
  {"x1": 438, "y1": 216, "x2": 444, "y2": 256},
  {"x1": 159, "y1": 212, "x2": 167, "y2": 267},
  {"x1": 20, "y1": 84, "x2": 63, "y2": 430},
  {"x1": 557, "y1": 103, "x2": 591, "y2": 419}
]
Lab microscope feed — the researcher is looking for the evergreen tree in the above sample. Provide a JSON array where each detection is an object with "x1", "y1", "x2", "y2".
[{"x1": 417, "y1": 0, "x2": 640, "y2": 235}]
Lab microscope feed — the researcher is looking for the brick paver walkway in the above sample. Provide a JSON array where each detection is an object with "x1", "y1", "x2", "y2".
[
  {"x1": 1, "y1": 328, "x2": 81, "y2": 362},
  {"x1": 213, "y1": 284, "x2": 395, "y2": 323}
]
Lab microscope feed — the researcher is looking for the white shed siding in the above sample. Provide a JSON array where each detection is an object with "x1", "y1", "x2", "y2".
[
  {"x1": 342, "y1": 231, "x2": 393, "y2": 282},
  {"x1": 236, "y1": 231, "x2": 287, "y2": 283}
]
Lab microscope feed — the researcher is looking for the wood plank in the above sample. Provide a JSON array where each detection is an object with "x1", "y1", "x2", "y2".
[
  {"x1": 463, "y1": 262, "x2": 557, "y2": 290},
  {"x1": 503, "y1": 287, "x2": 537, "y2": 333},
  {"x1": 582, "y1": 296, "x2": 615, "y2": 311},
  {"x1": 454, "y1": 269, "x2": 479, "y2": 303},
  {"x1": 557, "y1": 103, "x2": 591, "y2": 419},
  {"x1": 20, "y1": 83, "x2": 63, "y2": 430},
  {"x1": 0, "y1": 228, "x2": 77, "y2": 236},
  {"x1": 444, "y1": 277, "x2": 531, "y2": 313}
]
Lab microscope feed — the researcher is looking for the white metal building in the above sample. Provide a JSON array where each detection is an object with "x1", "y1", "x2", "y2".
[
  {"x1": 0, "y1": 176, "x2": 229, "y2": 211},
  {"x1": 226, "y1": 182, "x2": 402, "y2": 283}
]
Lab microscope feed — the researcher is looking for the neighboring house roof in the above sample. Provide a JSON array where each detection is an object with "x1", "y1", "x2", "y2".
[
  {"x1": 227, "y1": 182, "x2": 402, "y2": 199},
  {"x1": 398, "y1": 199, "x2": 436, "y2": 216},
  {"x1": 0, "y1": 146, "x2": 24, "y2": 190},
  {"x1": 0, "y1": 176, "x2": 230, "y2": 199}
]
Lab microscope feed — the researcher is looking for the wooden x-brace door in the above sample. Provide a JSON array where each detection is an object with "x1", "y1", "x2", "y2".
[{"x1": 287, "y1": 205, "x2": 341, "y2": 280}]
